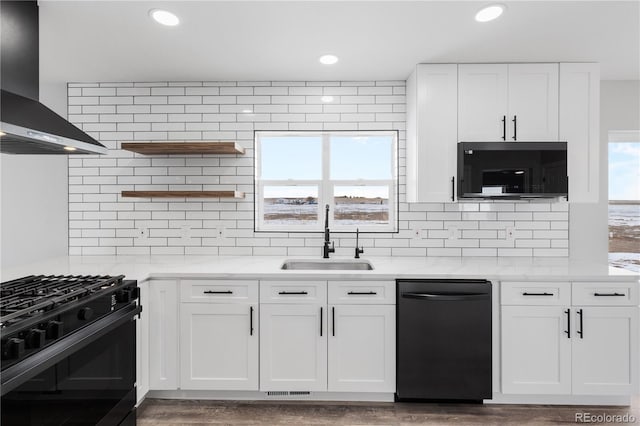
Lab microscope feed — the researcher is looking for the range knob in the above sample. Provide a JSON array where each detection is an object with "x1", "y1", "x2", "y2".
[
  {"x1": 26, "y1": 328, "x2": 46, "y2": 349},
  {"x1": 77, "y1": 307, "x2": 94, "y2": 321},
  {"x1": 2, "y1": 338, "x2": 25, "y2": 360},
  {"x1": 45, "y1": 320, "x2": 64, "y2": 339}
]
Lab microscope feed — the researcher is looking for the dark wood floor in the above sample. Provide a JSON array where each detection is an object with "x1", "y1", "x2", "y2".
[{"x1": 137, "y1": 398, "x2": 640, "y2": 425}]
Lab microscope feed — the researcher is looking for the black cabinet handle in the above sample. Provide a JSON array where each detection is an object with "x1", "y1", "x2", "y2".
[
  {"x1": 594, "y1": 292, "x2": 625, "y2": 297},
  {"x1": 577, "y1": 309, "x2": 583, "y2": 339},
  {"x1": 522, "y1": 292, "x2": 554, "y2": 296},
  {"x1": 564, "y1": 308, "x2": 571, "y2": 339},
  {"x1": 501, "y1": 115, "x2": 506, "y2": 140},
  {"x1": 278, "y1": 291, "x2": 308, "y2": 295},
  {"x1": 347, "y1": 291, "x2": 377, "y2": 295},
  {"x1": 320, "y1": 307, "x2": 323, "y2": 337},
  {"x1": 512, "y1": 115, "x2": 517, "y2": 140},
  {"x1": 204, "y1": 290, "x2": 233, "y2": 294},
  {"x1": 332, "y1": 306, "x2": 335, "y2": 337},
  {"x1": 250, "y1": 306, "x2": 254, "y2": 336},
  {"x1": 451, "y1": 176, "x2": 455, "y2": 202}
]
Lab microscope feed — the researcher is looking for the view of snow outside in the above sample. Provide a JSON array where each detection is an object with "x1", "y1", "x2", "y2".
[
  {"x1": 608, "y1": 142, "x2": 640, "y2": 272},
  {"x1": 260, "y1": 134, "x2": 393, "y2": 227}
]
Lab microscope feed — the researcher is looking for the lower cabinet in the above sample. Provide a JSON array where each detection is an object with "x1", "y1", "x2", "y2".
[
  {"x1": 259, "y1": 280, "x2": 396, "y2": 393},
  {"x1": 148, "y1": 280, "x2": 180, "y2": 390},
  {"x1": 328, "y1": 305, "x2": 395, "y2": 392},
  {"x1": 179, "y1": 280, "x2": 259, "y2": 391},
  {"x1": 501, "y1": 306, "x2": 571, "y2": 394},
  {"x1": 572, "y1": 306, "x2": 638, "y2": 395},
  {"x1": 259, "y1": 304, "x2": 327, "y2": 391},
  {"x1": 501, "y1": 281, "x2": 638, "y2": 396},
  {"x1": 180, "y1": 303, "x2": 259, "y2": 390}
]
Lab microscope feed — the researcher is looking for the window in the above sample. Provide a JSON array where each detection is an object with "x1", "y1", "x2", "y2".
[
  {"x1": 255, "y1": 131, "x2": 398, "y2": 232},
  {"x1": 608, "y1": 131, "x2": 640, "y2": 273}
]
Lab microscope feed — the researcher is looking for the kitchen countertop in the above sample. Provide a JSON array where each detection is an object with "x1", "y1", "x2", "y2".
[{"x1": 1, "y1": 255, "x2": 637, "y2": 283}]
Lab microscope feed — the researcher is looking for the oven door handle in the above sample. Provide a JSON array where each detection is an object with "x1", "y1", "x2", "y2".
[{"x1": 1, "y1": 303, "x2": 141, "y2": 396}]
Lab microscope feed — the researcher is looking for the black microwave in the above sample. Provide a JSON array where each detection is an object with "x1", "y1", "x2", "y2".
[{"x1": 457, "y1": 142, "x2": 568, "y2": 199}]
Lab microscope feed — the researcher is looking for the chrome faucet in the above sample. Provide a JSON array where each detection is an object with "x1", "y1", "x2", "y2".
[
  {"x1": 323, "y1": 204, "x2": 335, "y2": 259},
  {"x1": 354, "y1": 228, "x2": 364, "y2": 259}
]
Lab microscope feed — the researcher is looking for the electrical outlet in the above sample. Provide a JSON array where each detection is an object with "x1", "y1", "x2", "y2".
[
  {"x1": 447, "y1": 226, "x2": 459, "y2": 240},
  {"x1": 411, "y1": 227, "x2": 421, "y2": 240},
  {"x1": 506, "y1": 226, "x2": 515, "y2": 241},
  {"x1": 137, "y1": 227, "x2": 148, "y2": 239},
  {"x1": 213, "y1": 226, "x2": 225, "y2": 243}
]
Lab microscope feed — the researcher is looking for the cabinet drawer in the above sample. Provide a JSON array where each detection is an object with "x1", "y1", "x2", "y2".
[
  {"x1": 328, "y1": 281, "x2": 395, "y2": 305},
  {"x1": 501, "y1": 281, "x2": 570, "y2": 306},
  {"x1": 181, "y1": 280, "x2": 258, "y2": 304},
  {"x1": 572, "y1": 282, "x2": 638, "y2": 306},
  {"x1": 260, "y1": 280, "x2": 326, "y2": 304}
]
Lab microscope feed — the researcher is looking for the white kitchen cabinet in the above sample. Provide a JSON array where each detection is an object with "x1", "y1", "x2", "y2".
[
  {"x1": 260, "y1": 303, "x2": 327, "y2": 391},
  {"x1": 572, "y1": 307, "x2": 638, "y2": 395},
  {"x1": 406, "y1": 63, "x2": 458, "y2": 202},
  {"x1": 501, "y1": 281, "x2": 638, "y2": 396},
  {"x1": 136, "y1": 280, "x2": 150, "y2": 404},
  {"x1": 458, "y1": 63, "x2": 559, "y2": 142},
  {"x1": 501, "y1": 305, "x2": 571, "y2": 394},
  {"x1": 458, "y1": 64, "x2": 508, "y2": 142},
  {"x1": 148, "y1": 280, "x2": 179, "y2": 390},
  {"x1": 559, "y1": 63, "x2": 600, "y2": 203},
  {"x1": 180, "y1": 303, "x2": 258, "y2": 390},
  {"x1": 327, "y1": 305, "x2": 395, "y2": 392}
]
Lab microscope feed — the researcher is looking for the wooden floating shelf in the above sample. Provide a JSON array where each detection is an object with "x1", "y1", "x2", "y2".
[
  {"x1": 121, "y1": 142, "x2": 245, "y2": 155},
  {"x1": 121, "y1": 190, "x2": 245, "y2": 199}
]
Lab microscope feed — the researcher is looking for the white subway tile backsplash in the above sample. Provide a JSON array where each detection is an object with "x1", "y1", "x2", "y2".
[{"x1": 68, "y1": 81, "x2": 568, "y2": 257}]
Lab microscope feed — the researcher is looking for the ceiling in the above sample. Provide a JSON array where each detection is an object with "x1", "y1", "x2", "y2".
[{"x1": 38, "y1": 1, "x2": 639, "y2": 87}]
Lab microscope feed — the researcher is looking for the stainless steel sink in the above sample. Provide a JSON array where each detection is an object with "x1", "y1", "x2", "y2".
[{"x1": 280, "y1": 260, "x2": 374, "y2": 271}]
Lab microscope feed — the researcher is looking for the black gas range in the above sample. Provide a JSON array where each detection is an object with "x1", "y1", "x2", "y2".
[{"x1": 1, "y1": 274, "x2": 140, "y2": 426}]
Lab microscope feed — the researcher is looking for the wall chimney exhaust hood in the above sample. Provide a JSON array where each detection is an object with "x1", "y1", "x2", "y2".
[
  {"x1": 0, "y1": 90, "x2": 108, "y2": 154},
  {"x1": 0, "y1": 1, "x2": 107, "y2": 155}
]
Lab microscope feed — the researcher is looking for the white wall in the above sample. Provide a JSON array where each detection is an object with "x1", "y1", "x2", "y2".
[
  {"x1": 0, "y1": 81, "x2": 69, "y2": 271},
  {"x1": 570, "y1": 80, "x2": 640, "y2": 262}
]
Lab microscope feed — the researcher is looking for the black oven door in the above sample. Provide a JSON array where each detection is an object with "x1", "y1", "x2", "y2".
[{"x1": 1, "y1": 304, "x2": 139, "y2": 426}]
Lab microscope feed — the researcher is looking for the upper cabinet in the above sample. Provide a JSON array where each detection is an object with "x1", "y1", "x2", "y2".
[
  {"x1": 406, "y1": 64, "x2": 458, "y2": 203},
  {"x1": 458, "y1": 64, "x2": 559, "y2": 142},
  {"x1": 559, "y1": 63, "x2": 600, "y2": 203},
  {"x1": 406, "y1": 62, "x2": 599, "y2": 203}
]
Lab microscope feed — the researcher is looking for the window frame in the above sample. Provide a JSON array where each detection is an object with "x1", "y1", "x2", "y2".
[{"x1": 254, "y1": 130, "x2": 399, "y2": 233}]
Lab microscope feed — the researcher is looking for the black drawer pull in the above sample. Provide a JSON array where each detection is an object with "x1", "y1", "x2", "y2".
[
  {"x1": 594, "y1": 292, "x2": 625, "y2": 297},
  {"x1": 278, "y1": 291, "x2": 308, "y2": 295},
  {"x1": 577, "y1": 308, "x2": 583, "y2": 339},
  {"x1": 249, "y1": 306, "x2": 254, "y2": 336},
  {"x1": 522, "y1": 292, "x2": 554, "y2": 296},
  {"x1": 204, "y1": 290, "x2": 233, "y2": 294},
  {"x1": 347, "y1": 291, "x2": 377, "y2": 295}
]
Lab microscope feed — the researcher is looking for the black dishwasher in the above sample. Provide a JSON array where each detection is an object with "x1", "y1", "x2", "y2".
[{"x1": 396, "y1": 279, "x2": 492, "y2": 402}]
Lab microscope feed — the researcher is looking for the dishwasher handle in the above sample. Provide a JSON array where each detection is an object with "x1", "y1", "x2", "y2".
[{"x1": 401, "y1": 292, "x2": 489, "y2": 301}]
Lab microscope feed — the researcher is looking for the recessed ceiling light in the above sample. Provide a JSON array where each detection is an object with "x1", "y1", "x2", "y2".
[
  {"x1": 319, "y1": 54, "x2": 339, "y2": 65},
  {"x1": 0, "y1": 131, "x2": 5, "y2": 137},
  {"x1": 475, "y1": 4, "x2": 505, "y2": 22},
  {"x1": 64, "y1": 146, "x2": 77, "y2": 152},
  {"x1": 321, "y1": 96, "x2": 334, "y2": 103},
  {"x1": 149, "y1": 9, "x2": 180, "y2": 26}
]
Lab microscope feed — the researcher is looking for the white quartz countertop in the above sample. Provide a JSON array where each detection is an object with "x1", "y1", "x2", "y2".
[{"x1": 1, "y1": 255, "x2": 637, "y2": 284}]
